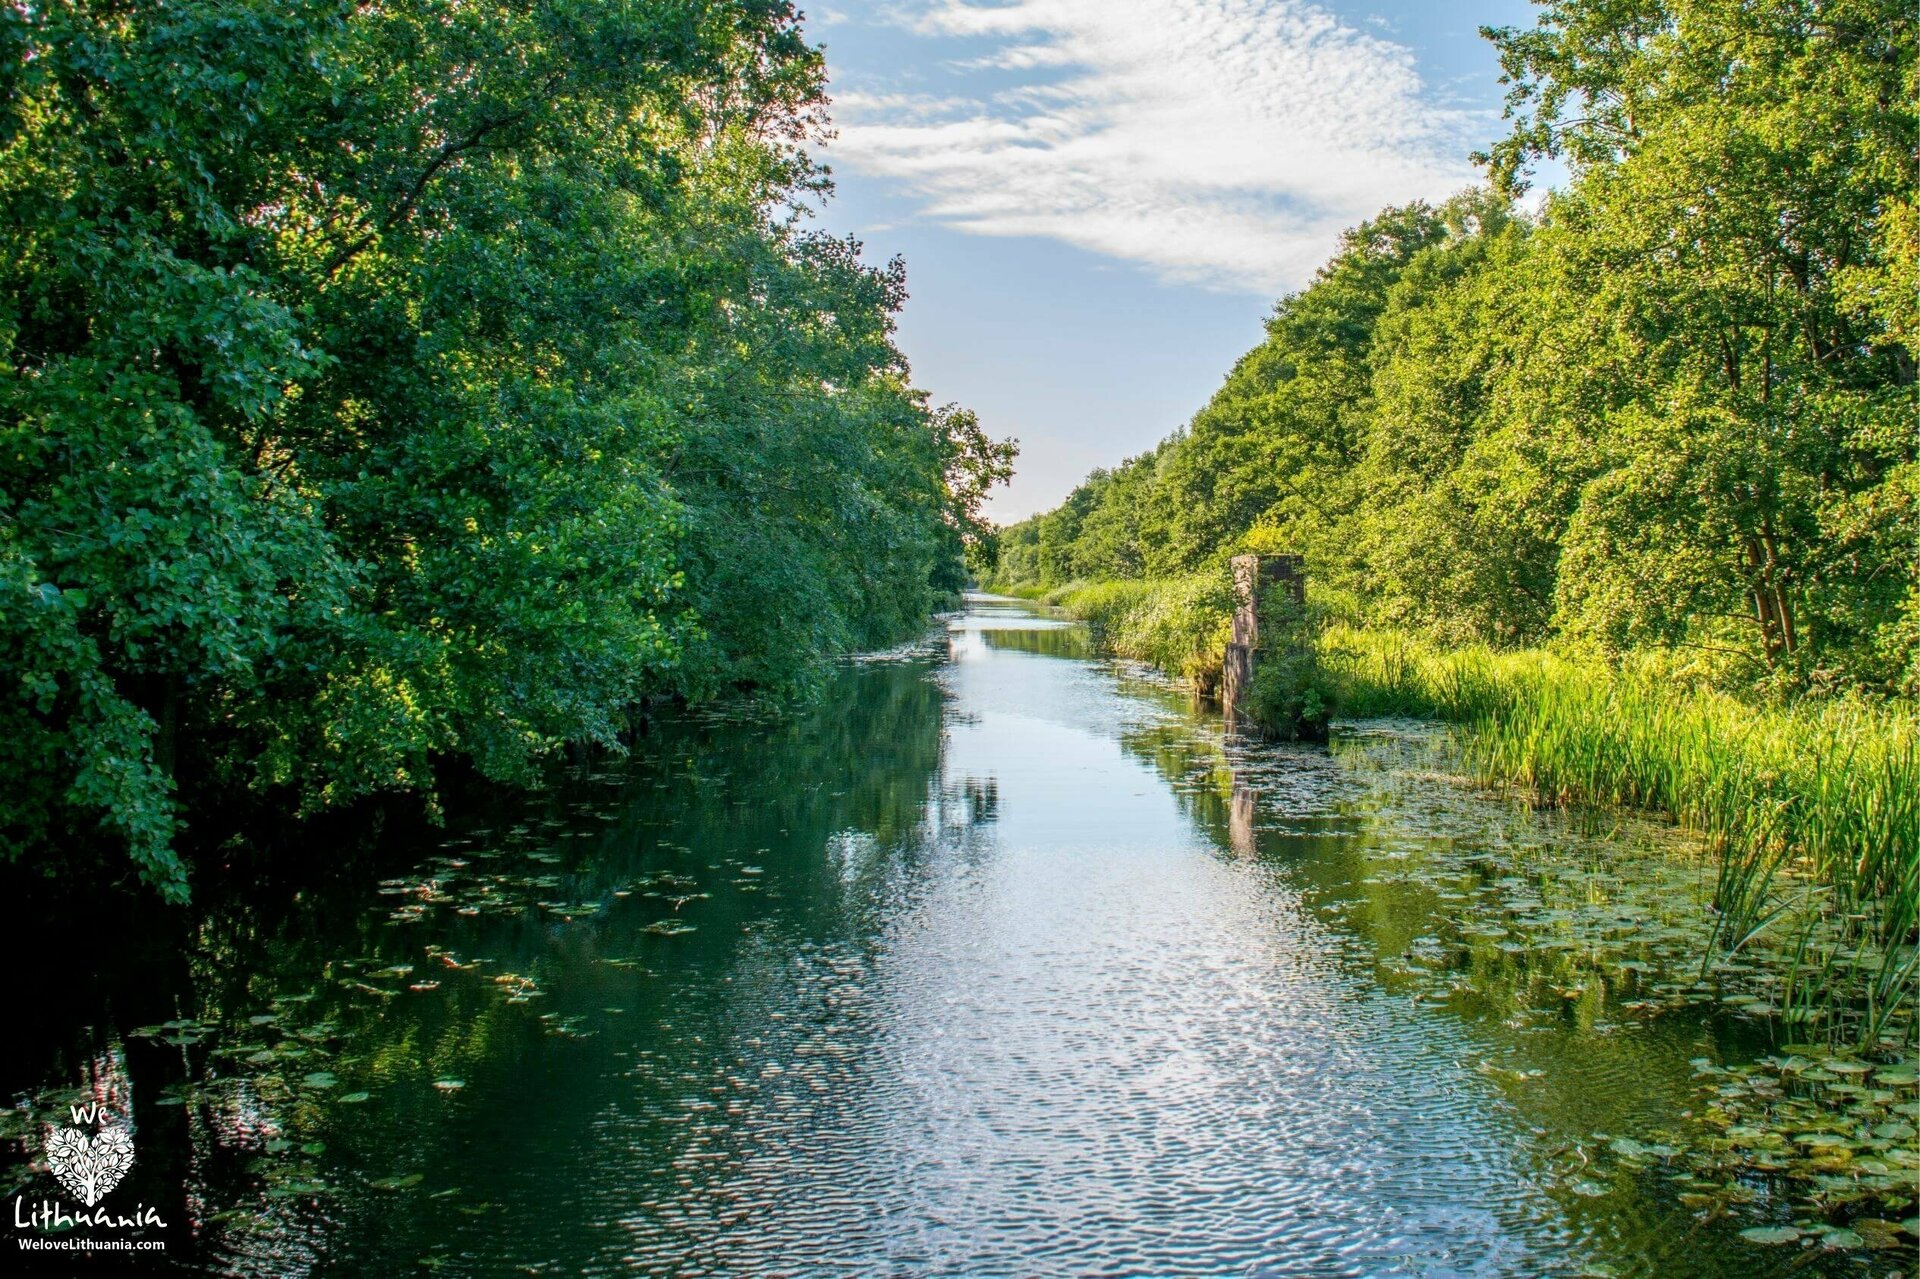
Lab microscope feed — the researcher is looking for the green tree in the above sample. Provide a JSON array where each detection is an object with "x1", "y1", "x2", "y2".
[
  {"x1": 1002, "y1": 0, "x2": 1915, "y2": 702},
  {"x1": 1485, "y1": 0, "x2": 1917, "y2": 685}
]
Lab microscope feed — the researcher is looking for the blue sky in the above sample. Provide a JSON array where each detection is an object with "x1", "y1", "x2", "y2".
[{"x1": 800, "y1": 1, "x2": 1548, "y2": 521}]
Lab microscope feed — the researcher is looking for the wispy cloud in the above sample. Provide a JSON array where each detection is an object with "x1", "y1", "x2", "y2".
[{"x1": 824, "y1": 0, "x2": 1484, "y2": 294}]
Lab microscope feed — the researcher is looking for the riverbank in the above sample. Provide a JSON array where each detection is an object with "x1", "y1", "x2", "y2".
[{"x1": 999, "y1": 576, "x2": 1920, "y2": 1051}]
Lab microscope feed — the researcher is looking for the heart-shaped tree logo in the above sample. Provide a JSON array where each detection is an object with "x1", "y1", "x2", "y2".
[{"x1": 47, "y1": 1123, "x2": 135, "y2": 1206}]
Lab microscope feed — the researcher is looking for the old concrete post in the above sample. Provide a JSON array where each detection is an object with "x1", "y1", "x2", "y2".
[{"x1": 1221, "y1": 553, "x2": 1304, "y2": 721}]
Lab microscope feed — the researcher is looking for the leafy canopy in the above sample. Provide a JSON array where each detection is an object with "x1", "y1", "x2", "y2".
[{"x1": 0, "y1": 0, "x2": 1011, "y2": 897}]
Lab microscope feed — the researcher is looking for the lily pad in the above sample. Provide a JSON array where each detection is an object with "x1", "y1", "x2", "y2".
[{"x1": 369, "y1": 1173, "x2": 424, "y2": 1191}]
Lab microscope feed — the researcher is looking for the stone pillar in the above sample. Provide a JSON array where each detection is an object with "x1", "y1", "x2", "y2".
[{"x1": 1222, "y1": 553, "x2": 1304, "y2": 721}]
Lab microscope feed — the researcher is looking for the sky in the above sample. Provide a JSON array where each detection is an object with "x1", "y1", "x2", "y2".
[{"x1": 800, "y1": 0, "x2": 1551, "y2": 523}]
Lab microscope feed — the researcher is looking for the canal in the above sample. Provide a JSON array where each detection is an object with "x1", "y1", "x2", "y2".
[{"x1": 1, "y1": 596, "x2": 1889, "y2": 1276}]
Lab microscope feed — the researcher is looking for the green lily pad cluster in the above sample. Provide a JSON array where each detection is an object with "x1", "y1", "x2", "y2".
[
  {"x1": 1678, "y1": 1054, "x2": 1920, "y2": 1215},
  {"x1": 1324, "y1": 729, "x2": 1912, "y2": 1046},
  {"x1": 374, "y1": 831, "x2": 717, "y2": 931},
  {"x1": 126, "y1": 1017, "x2": 215, "y2": 1046}
]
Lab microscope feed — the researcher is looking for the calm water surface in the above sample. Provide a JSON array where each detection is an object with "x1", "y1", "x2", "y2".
[{"x1": 2, "y1": 597, "x2": 1878, "y2": 1275}]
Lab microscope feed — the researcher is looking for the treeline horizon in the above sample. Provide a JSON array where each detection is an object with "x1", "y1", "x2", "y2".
[
  {"x1": 993, "y1": 0, "x2": 1915, "y2": 702},
  {"x1": 0, "y1": 1, "x2": 1013, "y2": 899}
]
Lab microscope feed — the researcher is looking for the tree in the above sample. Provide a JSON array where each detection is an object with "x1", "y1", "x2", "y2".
[{"x1": 0, "y1": 0, "x2": 1009, "y2": 896}]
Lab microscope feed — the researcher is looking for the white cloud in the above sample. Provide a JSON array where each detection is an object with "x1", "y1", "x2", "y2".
[{"x1": 825, "y1": 0, "x2": 1484, "y2": 294}]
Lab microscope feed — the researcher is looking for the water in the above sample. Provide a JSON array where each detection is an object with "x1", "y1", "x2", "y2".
[{"x1": 0, "y1": 596, "x2": 1898, "y2": 1275}]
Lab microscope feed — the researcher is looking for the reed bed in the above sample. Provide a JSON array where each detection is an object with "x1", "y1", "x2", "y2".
[{"x1": 1322, "y1": 624, "x2": 1919, "y2": 1044}]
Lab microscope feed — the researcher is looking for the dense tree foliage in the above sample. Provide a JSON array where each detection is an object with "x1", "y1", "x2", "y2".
[
  {"x1": 0, "y1": 0, "x2": 1010, "y2": 897},
  {"x1": 998, "y1": 0, "x2": 1915, "y2": 700}
]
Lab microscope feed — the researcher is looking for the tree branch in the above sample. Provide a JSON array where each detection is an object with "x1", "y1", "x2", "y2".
[{"x1": 322, "y1": 83, "x2": 560, "y2": 278}]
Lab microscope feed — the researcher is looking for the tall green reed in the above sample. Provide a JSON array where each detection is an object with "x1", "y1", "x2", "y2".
[
  {"x1": 1322, "y1": 624, "x2": 1919, "y2": 1046},
  {"x1": 1043, "y1": 576, "x2": 1234, "y2": 685}
]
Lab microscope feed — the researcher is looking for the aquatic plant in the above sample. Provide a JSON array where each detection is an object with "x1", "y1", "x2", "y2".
[
  {"x1": 1320, "y1": 625, "x2": 1920, "y2": 1050},
  {"x1": 1025, "y1": 585, "x2": 1916, "y2": 1042}
]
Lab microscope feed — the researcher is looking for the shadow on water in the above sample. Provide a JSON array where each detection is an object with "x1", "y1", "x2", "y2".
[{"x1": 0, "y1": 595, "x2": 1907, "y2": 1276}]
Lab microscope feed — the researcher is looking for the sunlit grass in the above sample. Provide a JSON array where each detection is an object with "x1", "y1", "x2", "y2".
[{"x1": 1042, "y1": 576, "x2": 1233, "y2": 686}]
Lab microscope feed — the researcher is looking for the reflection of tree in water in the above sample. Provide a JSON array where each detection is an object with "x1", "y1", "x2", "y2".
[
  {"x1": 642, "y1": 656, "x2": 950, "y2": 853},
  {"x1": 1107, "y1": 711, "x2": 1825, "y2": 1263},
  {"x1": 1115, "y1": 718, "x2": 1239, "y2": 845},
  {"x1": 977, "y1": 624, "x2": 1092, "y2": 659},
  {"x1": 944, "y1": 776, "x2": 1000, "y2": 827},
  {"x1": 0, "y1": 655, "x2": 959, "y2": 1275}
]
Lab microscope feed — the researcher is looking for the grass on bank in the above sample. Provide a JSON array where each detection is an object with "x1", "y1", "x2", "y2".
[
  {"x1": 1009, "y1": 576, "x2": 1234, "y2": 687},
  {"x1": 1011, "y1": 576, "x2": 1920, "y2": 1045}
]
